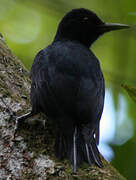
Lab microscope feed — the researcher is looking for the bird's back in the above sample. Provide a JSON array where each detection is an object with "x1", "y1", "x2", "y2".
[{"x1": 30, "y1": 40, "x2": 104, "y2": 122}]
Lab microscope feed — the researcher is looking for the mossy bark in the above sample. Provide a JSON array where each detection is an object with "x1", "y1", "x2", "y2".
[{"x1": 0, "y1": 34, "x2": 126, "y2": 180}]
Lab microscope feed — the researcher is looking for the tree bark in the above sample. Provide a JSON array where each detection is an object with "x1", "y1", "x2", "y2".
[{"x1": 0, "y1": 34, "x2": 126, "y2": 180}]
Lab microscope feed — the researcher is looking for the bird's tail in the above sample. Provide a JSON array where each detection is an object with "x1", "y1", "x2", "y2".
[{"x1": 55, "y1": 125, "x2": 103, "y2": 172}]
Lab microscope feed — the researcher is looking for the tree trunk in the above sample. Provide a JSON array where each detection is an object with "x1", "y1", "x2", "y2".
[{"x1": 0, "y1": 34, "x2": 126, "y2": 180}]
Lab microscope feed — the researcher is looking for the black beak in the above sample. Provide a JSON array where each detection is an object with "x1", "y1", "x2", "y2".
[{"x1": 99, "y1": 23, "x2": 130, "y2": 33}]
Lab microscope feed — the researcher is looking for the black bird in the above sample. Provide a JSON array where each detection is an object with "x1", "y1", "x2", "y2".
[{"x1": 15, "y1": 8, "x2": 129, "y2": 172}]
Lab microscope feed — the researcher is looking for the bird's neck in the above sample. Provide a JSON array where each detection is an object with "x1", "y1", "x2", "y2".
[
  {"x1": 54, "y1": 29, "x2": 99, "y2": 48},
  {"x1": 54, "y1": 35, "x2": 97, "y2": 48}
]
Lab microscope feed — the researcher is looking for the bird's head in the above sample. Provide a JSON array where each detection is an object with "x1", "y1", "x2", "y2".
[{"x1": 54, "y1": 8, "x2": 129, "y2": 47}]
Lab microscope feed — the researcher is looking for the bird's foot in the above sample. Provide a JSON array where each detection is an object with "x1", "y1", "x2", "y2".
[{"x1": 13, "y1": 112, "x2": 33, "y2": 139}]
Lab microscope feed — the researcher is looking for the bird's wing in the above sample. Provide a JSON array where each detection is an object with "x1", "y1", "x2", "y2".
[
  {"x1": 76, "y1": 72, "x2": 105, "y2": 143},
  {"x1": 29, "y1": 49, "x2": 56, "y2": 115},
  {"x1": 30, "y1": 50, "x2": 80, "y2": 117}
]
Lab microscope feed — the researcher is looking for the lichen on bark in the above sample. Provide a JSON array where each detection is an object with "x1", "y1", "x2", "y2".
[{"x1": 0, "y1": 34, "x2": 126, "y2": 179}]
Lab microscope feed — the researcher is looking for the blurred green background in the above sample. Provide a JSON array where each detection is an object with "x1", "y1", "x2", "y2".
[{"x1": 0, "y1": 0, "x2": 136, "y2": 179}]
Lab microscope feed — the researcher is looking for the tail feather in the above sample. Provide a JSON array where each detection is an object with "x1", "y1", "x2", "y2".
[
  {"x1": 88, "y1": 138, "x2": 103, "y2": 167},
  {"x1": 55, "y1": 129, "x2": 67, "y2": 159},
  {"x1": 55, "y1": 125, "x2": 103, "y2": 172},
  {"x1": 85, "y1": 143, "x2": 92, "y2": 165},
  {"x1": 73, "y1": 127, "x2": 77, "y2": 172}
]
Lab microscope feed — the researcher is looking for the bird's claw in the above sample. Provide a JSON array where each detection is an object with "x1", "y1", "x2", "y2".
[
  {"x1": 13, "y1": 112, "x2": 34, "y2": 139},
  {"x1": 13, "y1": 115, "x2": 26, "y2": 140}
]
